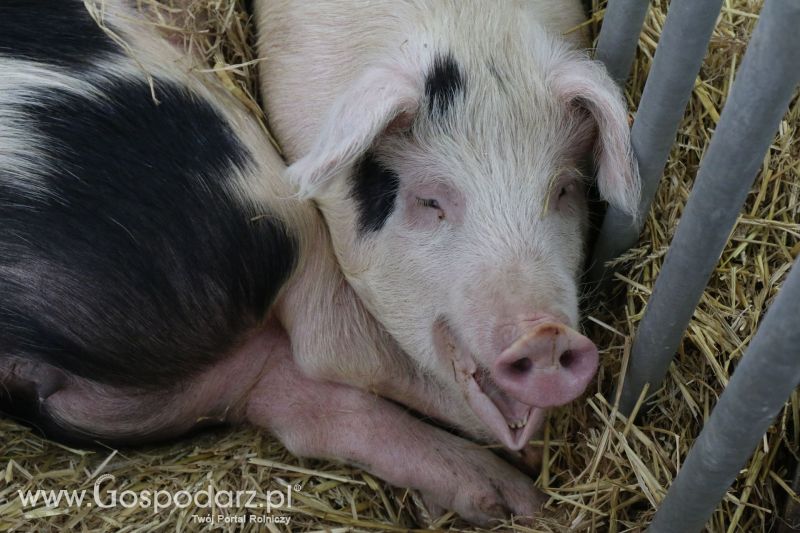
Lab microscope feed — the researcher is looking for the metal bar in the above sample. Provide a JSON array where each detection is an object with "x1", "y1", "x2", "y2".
[
  {"x1": 618, "y1": 0, "x2": 800, "y2": 416},
  {"x1": 589, "y1": 0, "x2": 723, "y2": 281},
  {"x1": 595, "y1": 0, "x2": 650, "y2": 85},
  {"x1": 778, "y1": 464, "x2": 800, "y2": 532},
  {"x1": 648, "y1": 257, "x2": 800, "y2": 532}
]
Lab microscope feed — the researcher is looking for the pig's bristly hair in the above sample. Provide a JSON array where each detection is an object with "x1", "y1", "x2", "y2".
[
  {"x1": 0, "y1": 0, "x2": 118, "y2": 67},
  {"x1": 1, "y1": 74, "x2": 297, "y2": 387},
  {"x1": 0, "y1": 2, "x2": 299, "y2": 390},
  {"x1": 425, "y1": 52, "x2": 466, "y2": 116}
]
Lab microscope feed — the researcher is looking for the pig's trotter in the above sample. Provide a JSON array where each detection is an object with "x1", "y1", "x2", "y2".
[{"x1": 245, "y1": 343, "x2": 544, "y2": 526}]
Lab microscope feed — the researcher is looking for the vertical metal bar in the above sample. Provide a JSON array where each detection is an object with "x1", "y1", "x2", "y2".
[
  {"x1": 648, "y1": 259, "x2": 800, "y2": 532},
  {"x1": 595, "y1": 0, "x2": 650, "y2": 85},
  {"x1": 778, "y1": 465, "x2": 800, "y2": 532},
  {"x1": 589, "y1": 0, "x2": 724, "y2": 281},
  {"x1": 618, "y1": 0, "x2": 800, "y2": 416}
]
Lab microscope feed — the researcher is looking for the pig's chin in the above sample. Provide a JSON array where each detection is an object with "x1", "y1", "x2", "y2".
[{"x1": 435, "y1": 321, "x2": 545, "y2": 451}]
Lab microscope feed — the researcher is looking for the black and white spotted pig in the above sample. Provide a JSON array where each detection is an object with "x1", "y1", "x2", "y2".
[{"x1": 0, "y1": 0, "x2": 637, "y2": 526}]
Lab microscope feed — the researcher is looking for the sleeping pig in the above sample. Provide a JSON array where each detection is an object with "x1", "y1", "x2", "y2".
[{"x1": 0, "y1": 0, "x2": 637, "y2": 526}]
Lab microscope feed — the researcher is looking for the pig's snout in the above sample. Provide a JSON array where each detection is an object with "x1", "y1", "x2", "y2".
[{"x1": 493, "y1": 323, "x2": 598, "y2": 408}]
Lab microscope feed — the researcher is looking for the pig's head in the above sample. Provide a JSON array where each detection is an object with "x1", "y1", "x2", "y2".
[{"x1": 286, "y1": 36, "x2": 639, "y2": 450}]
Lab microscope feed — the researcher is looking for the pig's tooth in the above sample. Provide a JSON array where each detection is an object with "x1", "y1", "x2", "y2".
[{"x1": 507, "y1": 414, "x2": 530, "y2": 429}]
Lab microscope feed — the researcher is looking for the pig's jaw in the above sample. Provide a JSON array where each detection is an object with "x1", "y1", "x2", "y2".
[
  {"x1": 456, "y1": 351, "x2": 546, "y2": 450},
  {"x1": 435, "y1": 320, "x2": 545, "y2": 450}
]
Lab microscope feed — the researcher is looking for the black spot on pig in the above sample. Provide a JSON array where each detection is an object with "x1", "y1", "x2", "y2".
[
  {"x1": 0, "y1": 0, "x2": 119, "y2": 67},
  {"x1": 350, "y1": 151, "x2": 400, "y2": 233},
  {"x1": 425, "y1": 53, "x2": 465, "y2": 115},
  {"x1": 0, "y1": 77, "x2": 297, "y2": 388}
]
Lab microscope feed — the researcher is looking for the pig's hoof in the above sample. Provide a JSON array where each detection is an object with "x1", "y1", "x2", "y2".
[
  {"x1": 413, "y1": 492, "x2": 447, "y2": 526},
  {"x1": 422, "y1": 461, "x2": 545, "y2": 526},
  {"x1": 457, "y1": 480, "x2": 544, "y2": 526}
]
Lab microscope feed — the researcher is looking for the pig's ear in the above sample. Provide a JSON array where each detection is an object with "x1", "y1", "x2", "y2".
[
  {"x1": 287, "y1": 65, "x2": 421, "y2": 199},
  {"x1": 552, "y1": 58, "x2": 641, "y2": 217}
]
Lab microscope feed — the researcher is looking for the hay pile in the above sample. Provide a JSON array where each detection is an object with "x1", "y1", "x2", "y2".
[{"x1": 1, "y1": 0, "x2": 798, "y2": 531}]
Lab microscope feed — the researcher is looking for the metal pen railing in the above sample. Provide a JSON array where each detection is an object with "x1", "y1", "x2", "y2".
[{"x1": 592, "y1": 0, "x2": 800, "y2": 530}]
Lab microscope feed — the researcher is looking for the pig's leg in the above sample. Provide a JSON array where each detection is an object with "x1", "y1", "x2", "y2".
[
  {"x1": 0, "y1": 320, "x2": 284, "y2": 445},
  {"x1": 245, "y1": 337, "x2": 544, "y2": 526}
]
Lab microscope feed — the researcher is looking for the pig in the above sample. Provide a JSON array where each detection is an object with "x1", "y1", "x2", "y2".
[
  {"x1": 0, "y1": 0, "x2": 638, "y2": 527},
  {"x1": 254, "y1": 0, "x2": 640, "y2": 521}
]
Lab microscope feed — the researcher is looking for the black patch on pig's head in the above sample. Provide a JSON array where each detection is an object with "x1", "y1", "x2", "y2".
[
  {"x1": 0, "y1": 76, "x2": 297, "y2": 389},
  {"x1": 425, "y1": 53, "x2": 465, "y2": 116},
  {"x1": 351, "y1": 151, "x2": 400, "y2": 233},
  {"x1": 0, "y1": 0, "x2": 119, "y2": 68}
]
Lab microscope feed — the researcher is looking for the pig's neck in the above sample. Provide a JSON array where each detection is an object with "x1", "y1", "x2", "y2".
[{"x1": 273, "y1": 213, "x2": 479, "y2": 432}]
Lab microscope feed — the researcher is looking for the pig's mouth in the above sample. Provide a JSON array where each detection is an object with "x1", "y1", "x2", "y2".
[
  {"x1": 467, "y1": 365, "x2": 546, "y2": 450},
  {"x1": 435, "y1": 320, "x2": 544, "y2": 450}
]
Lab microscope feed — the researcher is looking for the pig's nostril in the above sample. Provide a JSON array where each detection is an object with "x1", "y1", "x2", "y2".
[
  {"x1": 559, "y1": 350, "x2": 575, "y2": 369},
  {"x1": 509, "y1": 357, "x2": 532, "y2": 374}
]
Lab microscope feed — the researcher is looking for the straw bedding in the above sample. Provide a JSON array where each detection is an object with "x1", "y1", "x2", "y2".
[{"x1": 1, "y1": 0, "x2": 797, "y2": 531}]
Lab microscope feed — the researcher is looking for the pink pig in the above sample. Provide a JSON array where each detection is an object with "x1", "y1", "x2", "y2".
[{"x1": 251, "y1": 0, "x2": 639, "y2": 521}]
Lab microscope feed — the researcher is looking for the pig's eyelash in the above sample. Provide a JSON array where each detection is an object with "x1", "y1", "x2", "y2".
[
  {"x1": 416, "y1": 197, "x2": 441, "y2": 209},
  {"x1": 416, "y1": 197, "x2": 446, "y2": 221}
]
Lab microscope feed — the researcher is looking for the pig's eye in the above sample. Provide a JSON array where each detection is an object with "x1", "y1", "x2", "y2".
[
  {"x1": 553, "y1": 179, "x2": 584, "y2": 213},
  {"x1": 416, "y1": 197, "x2": 445, "y2": 220},
  {"x1": 417, "y1": 197, "x2": 440, "y2": 209},
  {"x1": 559, "y1": 182, "x2": 577, "y2": 199}
]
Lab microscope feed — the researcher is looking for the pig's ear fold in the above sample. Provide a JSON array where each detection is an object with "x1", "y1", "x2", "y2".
[
  {"x1": 287, "y1": 66, "x2": 421, "y2": 199},
  {"x1": 553, "y1": 58, "x2": 641, "y2": 217}
]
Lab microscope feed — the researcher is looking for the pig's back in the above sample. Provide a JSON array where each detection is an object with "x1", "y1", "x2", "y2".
[{"x1": 0, "y1": 1, "x2": 298, "y2": 389}]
